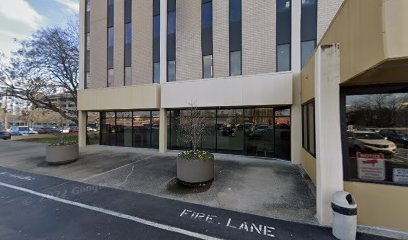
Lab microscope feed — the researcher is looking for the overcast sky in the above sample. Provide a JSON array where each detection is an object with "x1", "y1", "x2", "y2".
[{"x1": 0, "y1": 0, "x2": 79, "y2": 58}]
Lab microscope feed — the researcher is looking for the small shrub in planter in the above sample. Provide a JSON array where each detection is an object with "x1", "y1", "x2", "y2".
[
  {"x1": 176, "y1": 104, "x2": 215, "y2": 185},
  {"x1": 177, "y1": 150, "x2": 214, "y2": 185},
  {"x1": 46, "y1": 133, "x2": 79, "y2": 165}
]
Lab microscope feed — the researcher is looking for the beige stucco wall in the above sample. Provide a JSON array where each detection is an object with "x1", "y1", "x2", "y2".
[
  {"x1": 77, "y1": 84, "x2": 160, "y2": 111},
  {"x1": 133, "y1": 0, "x2": 153, "y2": 84},
  {"x1": 89, "y1": 0, "x2": 107, "y2": 89},
  {"x1": 161, "y1": 72, "x2": 293, "y2": 109},
  {"x1": 300, "y1": 54, "x2": 315, "y2": 103},
  {"x1": 242, "y1": 0, "x2": 276, "y2": 75},
  {"x1": 213, "y1": 0, "x2": 229, "y2": 78},
  {"x1": 301, "y1": 149, "x2": 316, "y2": 184},
  {"x1": 113, "y1": 0, "x2": 124, "y2": 87},
  {"x1": 383, "y1": 0, "x2": 408, "y2": 60},
  {"x1": 344, "y1": 182, "x2": 408, "y2": 233},
  {"x1": 176, "y1": 0, "x2": 202, "y2": 81}
]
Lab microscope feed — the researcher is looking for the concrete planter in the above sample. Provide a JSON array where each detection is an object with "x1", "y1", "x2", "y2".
[
  {"x1": 177, "y1": 154, "x2": 214, "y2": 185},
  {"x1": 46, "y1": 144, "x2": 79, "y2": 165}
]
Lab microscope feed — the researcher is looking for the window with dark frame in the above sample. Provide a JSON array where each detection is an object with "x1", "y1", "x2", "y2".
[
  {"x1": 229, "y1": 0, "x2": 242, "y2": 76},
  {"x1": 300, "y1": 0, "x2": 317, "y2": 68},
  {"x1": 107, "y1": 0, "x2": 114, "y2": 87},
  {"x1": 202, "y1": 0, "x2": 213, "y2": 79},
  {"x1": 84, "y1": 0, "x2": 90, "y2": 89},
  {"x1": 341, "y1": 85, "x2": 408, "y2": 186},
  {"x1": 124, "y1": 0, "x2": 132, "y2": 86},
  {"x1": 302, "y1": 100, "x2": 316, "y2": 156},
  {"x1": 167, "y1": 0, "x2": 176, "y2": 82},
  {"x1": 276, "y1": 0, "x2": 291, "y2": 72},
  {"x1": 153, "y1": 0, "x2": 160, "y2": 83}
]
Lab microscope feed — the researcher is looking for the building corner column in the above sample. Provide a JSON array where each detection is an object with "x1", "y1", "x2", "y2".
[
  {"x1": 290, "y1": 0, "x2": 302, "y2": 165},
  {"x1": 315, "y1": 43, "x2": 343, "y2": 226},
  {"x1": 159, "y1": 109, "x2": 168, "y2": 153},
  {"x1": 159, "y1": 0, "x2": 167, "y2": 154},
  {"x1": 78, "y1": 110, "x2": 87, "y2": 148}
]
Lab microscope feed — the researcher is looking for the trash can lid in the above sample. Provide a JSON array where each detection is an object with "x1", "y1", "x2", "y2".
[{"x1": 332, "y1": 191, "x2": 357, "y2": 209}]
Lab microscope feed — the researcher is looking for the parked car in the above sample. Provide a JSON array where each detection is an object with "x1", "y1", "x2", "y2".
[
  {"x1": 35, "y1": 127, "x2": 61, "y2": 134},
  {"x1": 249, "y1": 125, "x2": 273, "y2": 138},
  {"x1": 8, "y1": 126, "x2": 38, "y2": 136},
  {"x1": 347, "y1": 130, "x2": 397, "y2": 157},
  {"x1": 379, "y1": 129, "x2": 408, "y2": 148},
  {"x1": 87, "y1": 126, "x2": 98, "y2": 132},
  {"x1": 69, "y1": 127, "x2": 79, "y2": 133},
  {"x1": 0, "y1": 131, "x2": 11, "y2": 140}
]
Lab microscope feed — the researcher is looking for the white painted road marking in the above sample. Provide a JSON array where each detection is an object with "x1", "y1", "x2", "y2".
[{"x1": 0, "y1": 182, "x2": 223, "y2": 240}]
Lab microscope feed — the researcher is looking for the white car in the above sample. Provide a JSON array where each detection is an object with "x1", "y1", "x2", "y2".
[
  {"x1": 348, "y1": 130, "x2": 397, "y2": 157},
  {"x1": 8, "y1": 126, "x2": 38, "y2": 136}
]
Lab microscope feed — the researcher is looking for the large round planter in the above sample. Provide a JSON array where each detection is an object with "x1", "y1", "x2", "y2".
[
  {"x1": 46, "y1": 144, "x2": 79, "y2": 165},
  {"x1": 177, "y1": 155, "x2": 214, "y2": 185}
]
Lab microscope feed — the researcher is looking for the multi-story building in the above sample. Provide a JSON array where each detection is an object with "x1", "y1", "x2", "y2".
[{"x1": 78, "y1": 0, "x2": 408, "y2": 234}]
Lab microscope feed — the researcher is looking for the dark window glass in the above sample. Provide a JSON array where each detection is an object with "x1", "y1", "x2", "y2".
[
  {"x1": 202, "y1": 2, "x2": 212, "y2": 28},
  {"x1": 108, "y1": 27, "x2": 114, "y2": 69},
  {"x1": 301, "y1": 40, "x2": 315, "y2": 68},
  {"x1": 302, "y1": 101, "x2": 315, "y2": 156},
  {"x1": 230, "y1": 51, "x2": 241, "y2": 76},
  {"x1": 101, "y1": 112, "x2": 116, "y2": 146},
  {"x1": 125, "y1": 23, "x2": 132, "y2": 67},
  {"x1": 153, "y1": 15, "x2": 160, "y2": 38},
  {"x1": 277, "y1": 44, "x2": 290, "y2": 72},
  {"x1": 342, "y1": 86, "x2": 408, "y2": 186},
  {"x1": 203, "y1": 55, "x2": 213, "y2": 79},
  {"x1": 277, "y1": 0, "x2": 291, "y2": 12},
  {"x1": 229, "y1": 0, "x2": 241, "y2": 22},
  {"x1": 86, "y1": 0, "x2": 90, "y2": 12},
  {"x1": 168, "y1": 108, "x2": 291, "y2": 160},
  {"x1": 276, "y1": 0, "x2": 291, "y2": 72},
  {"x1": 152, "y1": 111, "x2": 160, "y2": 148},
  {"x1": 153, "y1": 0, "x2": 160, "y2": 16},
  {"x1": 153, "y1": 62, "x2": 160, "y2": 83},
  {"x1": 167, "y1": 60, "x2": 176, "y2": 82},
  {"x1": 125, "y1": 0, "x2": 132, "y2": 23},
  {"x1": 167, "y1": 7, "x2": 176, "y2": 63},
  {"x1": 133, "y1": 111, "x2": 152, "y2": 148},
  {"x1": 116, "y1": 112, "x2": 133, "y2": 147},
  {"x1": 202, "y1": 1, "x2": 213, "y2": 57},
  {"x1": 107, "y1": 0, "x2": 114, "y2": 28},
  {"x1": 86, "y1": 112, "x2": 100, "y2": 145},
  {"x1": 167, "y1": 26, "x2": 176, "y2": 61},
  {"x1": 229, "y1": 0, "x2": 242, "y2": 59},
  {"x1": 167, "y1": 11, "x2": 176, "y2": 34},
  {"x1": 300, "y1": 0, "x2": 317, "y2": 42}
]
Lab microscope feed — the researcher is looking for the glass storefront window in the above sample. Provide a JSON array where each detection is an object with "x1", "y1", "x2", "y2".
[
  {"x1": 151, "y1": 111, "x2": 160, "y2": 148},
  {"x1": 101, "y1": 112, "x2": 116, "y2": 146},
  {"x1": 343, "y1": 86, "x2": 408, "y2": 185},
  {"x1": 86, "y1": 112, "x2": 100, "y2": 145},
  {"x1": 133, "y1": 111, "x2": 152, "y2": 148},
  {"x1": 116, "y1": 112, "x2": 132, "y2": 147},
  {"x1": 168, "y1": 107, "x2": 291, "y2": 160}
]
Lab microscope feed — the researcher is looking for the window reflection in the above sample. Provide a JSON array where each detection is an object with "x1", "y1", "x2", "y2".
[
  {"x1": 168, "y1": 108, "x2": 291, "y2": 160},
  {"x1": 86, "y1": 112, "x2": 100, "y2": 145},
  {"x1": 344, "y1": 90, "x2": 408, "y2": 185}
]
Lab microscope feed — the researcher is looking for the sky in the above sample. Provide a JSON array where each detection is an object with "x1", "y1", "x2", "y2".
[{"x1": 0, "y1": 0, "x2": 79, "y2": 58}]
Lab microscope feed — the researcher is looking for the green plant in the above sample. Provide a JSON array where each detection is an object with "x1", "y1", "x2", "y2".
[{"x1": 178, "y1": 150, "x2": 213, "y2": 160}]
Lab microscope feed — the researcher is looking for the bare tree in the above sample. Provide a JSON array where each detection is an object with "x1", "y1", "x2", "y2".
[
  {"x1": 177, "y1": 103, "x2": 207, "y2": 152},
  {"x1": 0, "y1": 18, "x2": 79, "y2": 124}
]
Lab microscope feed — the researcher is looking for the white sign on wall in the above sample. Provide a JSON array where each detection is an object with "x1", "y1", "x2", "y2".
[
  {"x1": 357, "y1": 152, "x2": 385, "y2": 181},
  {"x1": 393, "y1": 168, "x2": 408, "y2": 184}
]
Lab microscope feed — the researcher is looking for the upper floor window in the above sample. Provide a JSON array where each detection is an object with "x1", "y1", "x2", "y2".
[
  {"x1": 276, "y1": 0, "x2": 291, "y2": 72},
  {"x1": 202, "y1": 0, "x2": 213, "y2": 78},
  {"x1": 301, "y1": 0, "x2": 317, "y2": 68},
  {"x1": 153, "y1": 0, "x2": 160, "y2": 83},
  {"x1": 229, "y1": 0, "x2": 242, "y2": 76}
]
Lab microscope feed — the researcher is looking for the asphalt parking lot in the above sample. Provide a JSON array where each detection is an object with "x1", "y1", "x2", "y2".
[{"x1": 0, "y1": 166, "x2": 393, "y2": 240}]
